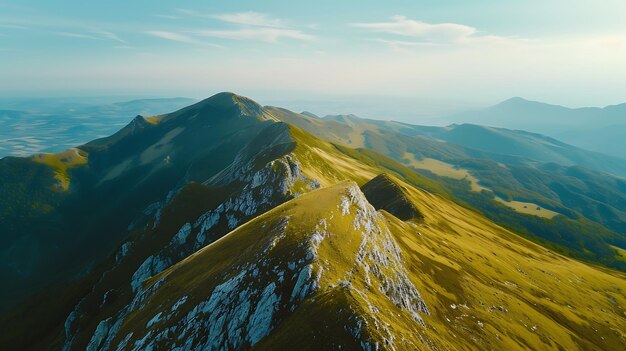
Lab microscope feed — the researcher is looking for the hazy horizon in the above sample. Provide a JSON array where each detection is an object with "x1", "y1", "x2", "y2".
[{"x1": 2, "y1": 0, "x2": 626, "y2": 109}]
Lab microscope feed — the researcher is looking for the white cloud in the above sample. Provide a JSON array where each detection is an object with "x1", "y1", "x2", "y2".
[
  {"x1": 212, "y1": 12, "x2": 287, "y2": 28},
  {"x1": 55, "y1": 31, "x2": 101, "y2": 40},
  {"x1": 174, "y1": 9, "x2": 287, "y2": 27},
  {"x1": 146, "y1": 30, "x2": 197, "y2": 43},
  {"x1": 55, "y1": 30, "x2": 126, "y2": 43},
  {"x1": 353, "y1": 16, "x2": 483, "y2": 44},
  {"x1": 95, "y1": 30, "x2": 126, "y2": 44},
  {"x1": 145, "y1": 30, "x2": 223, "y2": 48},
  {"x1": 193, "y1": 28, "x2": 315, "y2": 43},
  {"x1": 170, "y1": 9, "x2": 313, "y2": 42}
]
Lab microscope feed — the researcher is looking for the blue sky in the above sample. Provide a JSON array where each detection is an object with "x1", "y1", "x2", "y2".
[{"x1": 1, "y1": 0, "x2": 626, "y2": 114}]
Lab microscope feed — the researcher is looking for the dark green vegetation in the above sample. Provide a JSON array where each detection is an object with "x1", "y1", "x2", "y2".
[
  {"x1": 1, "y1": 92, "x2": 625, "y2": 351},
  {"x1": 0, "y1": 93, "x2": 273, "y2": 310}
]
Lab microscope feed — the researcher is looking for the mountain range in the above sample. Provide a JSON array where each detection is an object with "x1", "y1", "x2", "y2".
[
  {"x1": 1, "y1": 93, "x2": 625, "y2": 350},
  {"x1": 449, "y1": 97, "x2": 626, "y2": 159}
]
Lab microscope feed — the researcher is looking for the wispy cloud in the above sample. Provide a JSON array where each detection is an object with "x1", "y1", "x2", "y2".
[
  {"x1": 145, "y1": 30, "x2": 223, "y2": 48},
  {"x1": 193, "y1": 28, "x2": 315, "y2": 43},
  {"x1": 353, "y1": 16, "x2": 499, "y2": 45},
  {"x1": 149, "y1": 10, "x2": 314, "y2": 44},
  {"x1": 54, "y1": 30, "x2": 127, "y2": 44},
  {"x1": 176, "y1": 9, "x2": 287, "y2": 28},
  {"x1": 212, "y1": 12, "x2": 287, "y2": 28},
  {"x1": 55, "y1": 31, "x2": 101, "y2": 40},
  {"x1": 96, "y1": 30, "x2": 126, "y2": 44},
  {"x1": 0, "y1": 23, "x2": 28, "y2": 30},
  {"x1": 145, "y1": 30, "x2": 197, "y2": 43}
]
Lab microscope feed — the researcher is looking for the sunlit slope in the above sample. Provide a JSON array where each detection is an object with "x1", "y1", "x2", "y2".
[
  {"x1": 268, "y1": 105, "x2": 626, "y2": 271},
  {"x1": 95, "y1": 176, "x2": 626, "y2": 351},
  {"x1": 103, "y1": 181, "x2": 432, "y2": 350},
  {"x1": 373, "y1": 174, "x2": 626, "y2": 350}
]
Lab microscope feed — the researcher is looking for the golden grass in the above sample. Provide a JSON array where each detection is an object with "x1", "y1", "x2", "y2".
[
  {"x1": 495, "y1": 196, "x2": 560, "y2": 219},
  {"x1": 117, "y1": 176, "x2": 626, "y2": 350},
  {"x1": 145, "y1": 115, "x2": 165, "y2": 125},
  {"x1": 383, "y1": 175, "x2": 626, "y2": 350},
  {"x1": 403, "y1": 153, "x2": 488, "y2": 192},
  {"x1": 31, "y1": 148, "x2": 88, "y2": 191}
]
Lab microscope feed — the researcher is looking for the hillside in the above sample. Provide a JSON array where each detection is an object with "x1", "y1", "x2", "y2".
[
  {"x1": 1, "y1": 93, "x2": 625, "y2": 351},
  {"x1": 0, "y1": 92, "x2": 275, "y2": 309},
  {"x1": 60, "y1": 178, "x2": 626, "y2": 350},
  {"x1": 270, "y1": 107, "x2": 626, "y2": 270}
]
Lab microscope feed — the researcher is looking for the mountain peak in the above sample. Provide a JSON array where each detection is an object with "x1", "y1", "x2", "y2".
[
  {"x1": 194, "y1": 92, "x2": 264, "y2": 116},
  {"x1": 493, "y1": 96, "x2": 567, "y2": 111},
  {"x1": 148, "y1": 92, "x2": 275, "y2": 127}
]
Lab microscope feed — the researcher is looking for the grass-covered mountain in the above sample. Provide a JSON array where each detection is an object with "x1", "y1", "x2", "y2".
[
  {"x1": 449, "y1": 97, "x2": 626, "y2": 159},
  {"x1": 273, "y1": 108, "x2": 626, "y2": 269},
  {"x1": 1, "y1": 93, "x2": 625, "y2": 350}
]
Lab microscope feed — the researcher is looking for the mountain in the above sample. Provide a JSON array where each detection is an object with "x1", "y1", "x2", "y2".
[
  {"x1": 266, "y1": 107, "x2": 626, "y2": 269},
  {"x1": 0, "y1": 93, "x2": 272, "y2": 309},
  {"x1": 449, "y1": 97, "x2": 626, "y2": 158},
  {"x1": 64, "y1": 180, "x2": 626, "y2": 350},
  {"x1": 1, "y1": 93, "x2": 626, "y2": 351},
  {"x1": 400, "y1": 123, "x2": 626, "y2": 177}
]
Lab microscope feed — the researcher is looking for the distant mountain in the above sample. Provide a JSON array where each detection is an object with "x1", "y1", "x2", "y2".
[
  {"x1": 449, "y1": 97, "x2": 626, "y2": 158},
  {"x1": 400, "y1": 123, "x2": 626, "y2": 177},
  {"x1": 2, "y1": 93, "x2": 626, "y2": 351}
]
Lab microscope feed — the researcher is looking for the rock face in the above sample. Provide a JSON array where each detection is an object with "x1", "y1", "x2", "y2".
[
  {"x1": 80, "y1": 182, "x2": 431, "y2": 351},
  {"x1": 61, "y1": 122, "x2": 320, "y2": 351}
]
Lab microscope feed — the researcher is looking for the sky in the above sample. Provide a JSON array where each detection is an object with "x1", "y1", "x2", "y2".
[{"x1": 1, "y1": 0, "x2": 626, "y2": 119}]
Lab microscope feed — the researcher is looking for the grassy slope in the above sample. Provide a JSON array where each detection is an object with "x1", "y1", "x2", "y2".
[
  {"x1": 112, "y1": 174, "x2": 626, "y2": 350},
  {"x1": 381, "y1": 174, "x2": 626, "y2": 350},
  {"x1": 107, "y1": 124, "x2": 626, "y2": 350},
  {"x1": 269, "y1": 107, "x2": 626, "y2": 270}
]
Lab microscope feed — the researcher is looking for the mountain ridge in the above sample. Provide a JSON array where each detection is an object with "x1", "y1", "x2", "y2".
[{"x1": 1, "y1": 92, "x2": 626, "y2": 351}]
